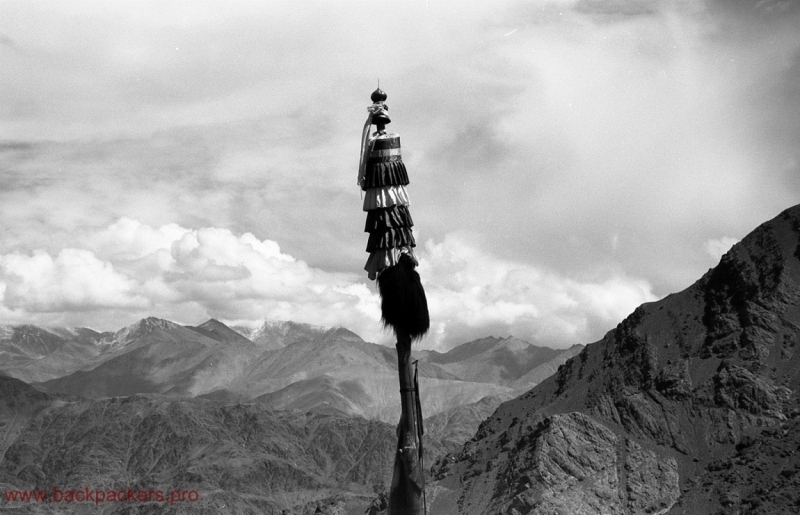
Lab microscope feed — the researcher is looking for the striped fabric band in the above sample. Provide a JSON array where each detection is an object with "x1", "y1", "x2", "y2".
[{"x1": 370, "y1": 148, "x2": 402, "y2": 157}]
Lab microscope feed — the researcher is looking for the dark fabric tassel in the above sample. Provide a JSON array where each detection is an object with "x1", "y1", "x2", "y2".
[
  {"x1": 366, "y1": 227, "x2": 416, "y2": 252},
  {"x1": 361, "y1": 160, "x2": 409, "y2": 190},
  {"x1": 377, "y1": 254, "x2": 430, "y2": 341},
  {"x1": 364, "y1": 205, "x2": 414, "y2": 232}
]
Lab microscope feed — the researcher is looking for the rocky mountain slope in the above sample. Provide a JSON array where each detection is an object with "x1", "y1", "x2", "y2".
[
  {"x1": 425, "y1": 395, "x2": 516, "y2": 456},
  {"x1": 0, "y1": 376, "x2": 552, "y2": 515},
  {"x1": 39, "y1": 318, "x2": 247, "y2": 398},
  {"x1": 0, "y1": 325, "x2": 112, "y2": 383},
  {"x1": 0, "y1": 375, "x2": 399, "y2": 514},
  {"x1": 511, "y1": 343, "x2": 584, "y2": 390},
  {"x1": 425, "y1": 205, "x2": 800, "y2": 514},
  {"x1": 1, "y1": 372, "x2": 499, "y2": 515},
  {"x1": 418, "y1": 336, "x2": 583, "y2": 390}
]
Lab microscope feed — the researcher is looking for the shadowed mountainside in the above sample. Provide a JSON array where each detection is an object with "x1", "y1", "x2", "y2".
[
  {"x1": 0, "y1": 381, "x2": 399, "y2": 514},
  {"x1": 426, "y1": 204, "x2": 800, "y2": 514},
  {"x1": 0, "y1": 374, "x2": 489, "y2": 515}
]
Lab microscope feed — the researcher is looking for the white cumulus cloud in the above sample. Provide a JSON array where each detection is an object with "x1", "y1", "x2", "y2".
[
  {"x1": 0, "y1": 218, "x2": 383, "y2": 339},
  {"x1": 418, "y1": 234, "x2": 658, "y2": 349},
  {"x1": 0, "y1": 248, "x2": 146, "y2": 312},
  {"x1": 0, "y1": 218, "x2": 660, "y2": 350}
]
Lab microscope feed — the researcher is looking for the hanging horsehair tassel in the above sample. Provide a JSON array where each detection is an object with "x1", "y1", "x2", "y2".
[{"x1": 377, "y1": 254, "x2": 430, "y2": 341}]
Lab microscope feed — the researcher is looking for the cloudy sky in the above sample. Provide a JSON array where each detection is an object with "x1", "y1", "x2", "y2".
[{"x1": 1, "y1": 0, "x2": 799, "y2": 350}]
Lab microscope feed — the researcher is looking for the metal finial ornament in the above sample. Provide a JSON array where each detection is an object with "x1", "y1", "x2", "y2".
[
  {"x1": 371, "y1": 87, "x2": 388, "y2": 103},
  {"x1": 357, "y1": 87, "x2": 429, "y2": 514}
]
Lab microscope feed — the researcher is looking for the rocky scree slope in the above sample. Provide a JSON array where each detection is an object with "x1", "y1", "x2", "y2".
[
  {"x1": 426, "y1": 205, "x2": 800, "y2": 515},
  {"x1": 0, "y1": 374, "x2": 518, "y2": 515}
]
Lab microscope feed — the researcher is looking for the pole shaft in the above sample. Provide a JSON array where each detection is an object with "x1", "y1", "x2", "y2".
[{"x1": 388, "y1": 332, "x2": 423, "y2": 515}]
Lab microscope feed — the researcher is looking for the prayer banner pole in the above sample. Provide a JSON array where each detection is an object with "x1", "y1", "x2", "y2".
[{"x1": 358, "y1": 87, "x2": 429, "y2": 514}]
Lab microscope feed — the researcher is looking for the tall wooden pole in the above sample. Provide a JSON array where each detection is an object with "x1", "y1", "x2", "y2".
[{"x1": 389, "y1": 332, "x2": 424, "y2": 514}]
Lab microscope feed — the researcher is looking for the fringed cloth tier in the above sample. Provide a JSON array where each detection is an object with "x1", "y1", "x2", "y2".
[
  {"x1": 363, "y1": 185, "x2": 410, "y2": 211},
  {"x1": 365, "y1": 247, "x2": 418, "y2": 281},
  {"x1": 364, "y1": 205, "x2": 414, "y2": 232},
  {"x1": 361, "y1": 160, "x2": 409, "y2": 190},
  {"x1": 366, "y1": 227, "x2": 416, "y2": 252}
]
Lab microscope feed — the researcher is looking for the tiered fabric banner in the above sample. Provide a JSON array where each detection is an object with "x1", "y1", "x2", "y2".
[{"x1": 361, "y1": 131, "x2": 418, "y2": 280}]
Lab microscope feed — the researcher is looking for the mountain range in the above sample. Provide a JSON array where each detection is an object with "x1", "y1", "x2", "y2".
[
  {"x1": 0, "y1": 317, "x2": 580, "y2": 425},
  {"x1": 0, "y1": 317, "x2": 579, "y2": 514}
]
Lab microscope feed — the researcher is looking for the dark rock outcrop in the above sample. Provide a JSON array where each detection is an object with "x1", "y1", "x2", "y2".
[{"x1": 430, "y1": 412, "x2": 679, "y2": 515}]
